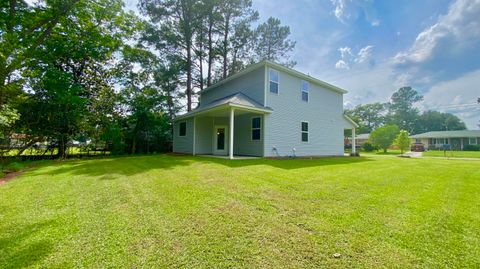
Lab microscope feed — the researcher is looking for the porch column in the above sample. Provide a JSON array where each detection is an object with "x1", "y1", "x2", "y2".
[
  {"x1": 229, "y1": 108, "x2": 235, "y2": 159},
  {"x1": 461, "y1": 138, "x2": 464, "y2": 151},
  {"x1": 192, "y1": 116, "x2": 196, "y2": 156},
  {"x1": 352, "y1": 128, "x2": 356, "y2": 154}
]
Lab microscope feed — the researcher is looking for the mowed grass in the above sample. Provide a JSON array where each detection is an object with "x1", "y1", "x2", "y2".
[
  {"x1": 423, "y1": 150, "x2": 480, "y2": 158},
  {"x1": 1, "y1": 155, "x2": 479, "y2": 268}
]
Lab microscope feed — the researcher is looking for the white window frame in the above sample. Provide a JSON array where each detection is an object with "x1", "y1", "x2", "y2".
[
  {"x1": 301, "y1": 80, "x2": 309, "y2": 102},
  {"x1": 179, "y1": 121, "x2": 187, "y2": 137},
  {"x1": 469, "y1": 137, "x2": 478, "y2": 145},
  {"x1": 301, "y1": 121, "x2": 309, "y2": 142},
  {"x1": 269, "y1": 68, "x2": 279, "y2": 94},
  {"x1": 251, "y1": 116, "x2": 261, "y2": 141}
]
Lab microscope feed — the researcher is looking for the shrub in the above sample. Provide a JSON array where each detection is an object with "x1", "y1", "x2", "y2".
[
  {"x1": 362, "y1": 142, "x2": 375, "y2": 152},
  {"x1": 4, "y1": 162, "x2": 25, "y2": 172},
  {"x1": 464, "y1": 145, "x2": 480, "y2": 151}
]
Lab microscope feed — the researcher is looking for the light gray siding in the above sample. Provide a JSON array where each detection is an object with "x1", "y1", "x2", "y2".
[
  {"x1": 264, "y1": 67, "x2": 345, "y2": 157},
  {"x1": 233, "y1": 113, "x2": 264, "y2": 156},
  {"x1": 199, "y1": 68, "x2": 265, "y2": 107},
  {"x1": 172, "y1": 118, "x2": 194, "y2": 153},
  {"x1": 195, "y1": 117, "x2": 213, "y2": 154}
]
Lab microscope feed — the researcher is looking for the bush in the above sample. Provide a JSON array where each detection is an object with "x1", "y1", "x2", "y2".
[
  {"x1": 464, "y1": 145, "x2": 480, "y2": 151},
  {"x1": 4, "y1": 162, "x2": 25, "y2": 172},
  {"x1": 362, "y1": 142, "x2": 375, "y2": 152}
]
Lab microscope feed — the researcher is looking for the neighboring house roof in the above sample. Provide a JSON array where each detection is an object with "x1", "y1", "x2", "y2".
[
  {"x1": 347, "y1": 133, "x2": 369, "y2": 140},
  {"x1": 200, "y1": 60, "x2": 348, "y2": 95},
  {"x1": 410, "y1": 130, "x2": 480, "y2": 139},
  {"x1": 175, "y1": 92, "x2": 272, "y2": 120},
  {"x1": 356, "y1": 133, "x2": 370, "y2": 140}
]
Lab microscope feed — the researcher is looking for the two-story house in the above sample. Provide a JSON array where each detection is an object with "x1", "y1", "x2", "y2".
[{"x1": 173, "y1": 60, "x2": 358, "y2": 158}]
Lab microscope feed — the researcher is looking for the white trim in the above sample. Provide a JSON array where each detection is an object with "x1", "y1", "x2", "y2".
[
  {"x1": 199, "y1": 60, "x2": 348, "y2": 95},
  {"x1": 269, "y1": 68, "x2": 279, "y2": 94},
  {"x1": 213, "y1": 125, "x2": 228, "y2": 156},
  {"x1": 352, "y1": 128, "x2": 356, "y2": 154},
  {"x1": 229, "y1": 108, "x2": 235, "y2": 159},
  {"x1": 251, "y1": 116, "x2": 262, "y2": 141},
  {"x1": 301, "y1": 121, "x2": 309, "y2": 143},
  {"x1": 265, "y1": 61, "x2": 347, "y2": 94},
  {"x1": 264, "y1": 66, "x2": 268, "y2": 106},
  {"x1": 174, "y1": 103, "x2": 272, "y2": 121},
  {"x1": 178, "y1": 121, "x2": 187, "y2": 137},
  {"x1": 469, "y1": 137, "x2": 478, "y2": 145},
  {"x1": 192, "y1": 117, "x2": 196, "y2": 155},
  {"x1": 343, "y1": 115, "x2": 359, "y2": 128}
]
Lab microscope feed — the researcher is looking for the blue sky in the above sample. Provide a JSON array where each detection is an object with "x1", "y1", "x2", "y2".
[{"x1": 126, "y1": 0, "x2": 480, "y2": 129}]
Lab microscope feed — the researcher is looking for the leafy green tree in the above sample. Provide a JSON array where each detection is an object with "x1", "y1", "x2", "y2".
[
  {"x1": 253, "y1": 17, "x2": 296, "y2": 67},
  {"x1": 414, "y1": 111, "x2": 466, "y2": 134},
  {"x1": 0, "y1": 0, "x2": 80, "y2": 107},
  {"x1": 370, "y1": 124, "x2": 400, "y2": 153},
  {"x1": 394, "y1": 130, "x2": 410, "y2": 155},
  {"x1": 345, "y1": 102, "x2": 386, "y2": 133},
  {"x1": 387, "y1": 87, "x2": 423, "y2": 133},
  {"x1": 18, "y1": 0, "x2": 134, "y2": 158}
]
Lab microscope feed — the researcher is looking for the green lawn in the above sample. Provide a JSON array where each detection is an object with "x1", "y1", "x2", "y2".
[
  {"x1": 1, "y1": 155, "x2": 479, "y2": 268},
  {"x1": 423, "y1": 150, "x2": 480, "y2": 158}
]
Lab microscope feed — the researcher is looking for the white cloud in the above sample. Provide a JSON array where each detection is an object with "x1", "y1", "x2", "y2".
[
  {"x1": 335, "y1": 45, "x2": 374, "y2": 69},
  {"x1": 330, "y1": 0, "x2": 380, "y2": 26},
  {"x1": 331, "y1": 0, "x2": 348, "y2": 22},
  {"x1": 335, "y1": 60, "x2": 350, "y2": 69},
  {"x1": 394, "y1": 0, "x2": 480, "y2": 65},
  {"x1": 355, "y1": 45, "x2": 373, "y2": 63},
  {"x1": 422, "y1": 69, "x2": 480, "y2": 129}
]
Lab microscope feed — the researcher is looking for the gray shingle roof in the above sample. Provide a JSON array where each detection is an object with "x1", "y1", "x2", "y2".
[
  {"x1": 203, "y1": 92, "x2": 268, "y2": 111},
  {"x1": 410, "y1": 130, "x2": 480, "y2": 138},
  {"x1": 175, "y1": 92, "x2": 272, "y2": 120}
]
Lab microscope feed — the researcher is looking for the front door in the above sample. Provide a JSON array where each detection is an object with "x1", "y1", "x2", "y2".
[{"x1": 213, "y1": 125, "x2": 228, "y2": 155}]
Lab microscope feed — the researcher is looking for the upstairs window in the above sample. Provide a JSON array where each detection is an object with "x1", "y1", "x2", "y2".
[
  {"x1": 251, "y1": 117, "x2": 261, "y2": 140},
  {"x1": 269, "y1": 69, "x2": 279, "y2": 94},
  {"x1": 179, "y1": 121, "x2": 187, "y2": 137},
  {"x1": 301, "y1": 122, "x2": 309, "y2": 142},
  {"x1": 469, "y1": 137, "x2": 478, "y2": 145},
  {"x1": 301, "y1": 80, "x2": 309, "y2": 102}
]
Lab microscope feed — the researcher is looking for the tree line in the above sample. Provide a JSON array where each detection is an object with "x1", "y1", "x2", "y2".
[
  {"x1": 345, "y1": 86, "x2": 467, "y2": 136},
  {"x1": 0, "y1": 0, "x2": 296, "y2": 158}
]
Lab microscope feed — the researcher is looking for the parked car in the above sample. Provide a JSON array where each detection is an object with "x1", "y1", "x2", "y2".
[{"x1": 411, "y1": 142, "x2": 425, "y2": 152}]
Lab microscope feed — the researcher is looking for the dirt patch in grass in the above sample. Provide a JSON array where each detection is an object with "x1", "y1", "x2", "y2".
[{"x1": 0, "y1": 170, "x2": 24, "y2": 185}]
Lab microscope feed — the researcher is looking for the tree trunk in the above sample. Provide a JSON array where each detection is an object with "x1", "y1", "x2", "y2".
[
  {"x1": 207, "y1": 16, "x2": 214, "y2": 87},
  {"x1": 58, "y1": 136, "x2": 67, "y2": 159},
  {"x1": 186, "y1": 40, "x2": 192, "y2": 111},
  {"x1": 222, "y1": 16, "x2": 230, "y2": 79}
]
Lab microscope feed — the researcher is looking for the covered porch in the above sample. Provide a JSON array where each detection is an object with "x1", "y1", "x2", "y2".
[{"x1": 177, "y1": 93, "x2": 272, "y2": 159}]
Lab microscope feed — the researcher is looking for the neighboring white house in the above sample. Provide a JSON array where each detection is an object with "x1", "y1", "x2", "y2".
[
  {"x1": 410, "y1": 130, "x2": 480, "y2": 150},
  {"x1": 172, "y1": 60, "x2": 358, "y2": 158}
]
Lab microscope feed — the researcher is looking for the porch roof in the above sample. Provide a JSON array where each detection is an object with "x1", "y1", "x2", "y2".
[{"x1": 175, "y1": 92, "x2": 272, "y2": 120}]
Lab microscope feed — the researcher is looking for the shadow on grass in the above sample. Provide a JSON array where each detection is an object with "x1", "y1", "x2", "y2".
[
  {"x1": 0, "y1": 220, "x2": 56, "y2": 268},
  {"x1": 24, "y1": 154, "x2": 374, "y2": 180}
]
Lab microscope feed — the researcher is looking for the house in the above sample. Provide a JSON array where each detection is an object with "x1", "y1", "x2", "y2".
[
  {"x1": 410, "y1": 130, "x2": 480, "y2": 150},
  {"x1": 172, "y1": 60, "x2": 358, "y2": 159},
  {"x1": 345, "y1": 133, "x2": 370, "y2": 148}
]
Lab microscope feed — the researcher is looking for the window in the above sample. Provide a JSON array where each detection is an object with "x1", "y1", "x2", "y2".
[
  {"x1": 469, "y1": 137, "x2": 478, "y2": 145},
  {"x1": 251, "y1": 117, "x2": 261, "y2": 140},
  {"x1": 301, "y1": 122, "x2": 309, "y2": 142},
  {"x1": 179, "y1": 121, "x2": 187, "y2": 137},
  {"x1": 269, "y1": 69, "x2": 279, "y2": 94},
  {"x1": 301, "y1": 80, "x2": 309, "y2": 102}
]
